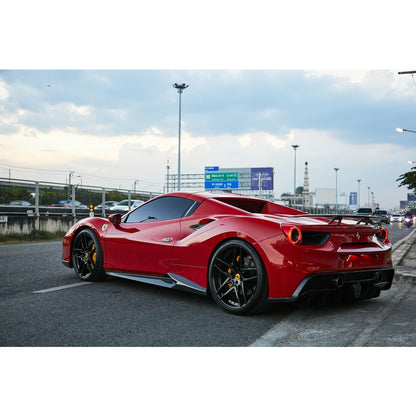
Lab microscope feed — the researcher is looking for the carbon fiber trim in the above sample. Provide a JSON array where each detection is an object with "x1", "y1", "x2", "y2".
[{"x1": 105, "y1": 270, "x2": 206, "y2": 295}]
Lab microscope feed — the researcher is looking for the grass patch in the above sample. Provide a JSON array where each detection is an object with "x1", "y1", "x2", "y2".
[{"x1": 0, "y1": 230, "x2": 66, "y2": 244}]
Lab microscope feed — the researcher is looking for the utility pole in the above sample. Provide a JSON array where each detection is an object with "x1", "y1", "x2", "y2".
[
  {"x1": 173, "y1": 83, "x2": 189, "y2": 191},
  {"x1": 292, "y1": 145, "x2": 299, "y2": 207},
  {"x1": 166, "y1": 160, "x2": 170, "y2": 193},
  {"x1": 334, "y1": 168, "x2": 339, "y2": 211}
]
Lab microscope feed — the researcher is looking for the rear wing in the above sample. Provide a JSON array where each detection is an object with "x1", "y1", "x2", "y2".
[{"x1": 285, "y1": 214, "x2": 381, "y2": 226}]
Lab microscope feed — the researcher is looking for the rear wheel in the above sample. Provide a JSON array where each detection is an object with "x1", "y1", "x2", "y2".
[
  {"x1": 208, "y1": 240, "x2": 268, "y2": 314},
  {"x1": 71, "y1": 228, "x2": 105, "y2": 281}
]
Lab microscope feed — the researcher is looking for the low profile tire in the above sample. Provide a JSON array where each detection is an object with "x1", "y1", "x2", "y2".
[
  {"x1": 71, "y1": 228, "x2": 105, "y2": 281},
  {"x1": 208, "y1": 239, "x2": 269, "y2": 315}
]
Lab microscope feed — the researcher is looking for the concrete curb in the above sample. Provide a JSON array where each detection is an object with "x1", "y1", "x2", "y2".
[{"x1": 391, "y1": 228, "x2": 416, "y2": 283}]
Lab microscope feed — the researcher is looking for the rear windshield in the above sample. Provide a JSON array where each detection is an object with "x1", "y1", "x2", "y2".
[{"x1": 213, "y1": 197, "x2": 266, "y2": 213}]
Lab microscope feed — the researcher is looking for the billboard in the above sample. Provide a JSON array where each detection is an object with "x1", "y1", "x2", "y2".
[
  {"x1": 205, "y1": 171, "x2": 239, "y2": 189},
  {"x1": 205, "y1": 167, "x2": 273, "y2": 191},
  {"x1": 251, "y1": 167, "x2": 273, "y2": 190},
  {"x1": 349, "y1": 192, "x2": 357, "y2": 206}
]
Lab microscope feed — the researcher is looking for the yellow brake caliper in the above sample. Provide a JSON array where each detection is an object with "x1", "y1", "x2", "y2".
[
  {"x1": 91, "y1": 244, "x2": 96, "y2": 269},
  {"x1": 227, "y1": 255, "x2": 240, "y2": 287}
]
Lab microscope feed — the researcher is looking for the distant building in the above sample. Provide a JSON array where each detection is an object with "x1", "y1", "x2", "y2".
[
  {"x1": 302, "y1": 162, "x2": 313, "y2": 207},
  {"x1": 315, "y1": 188, "x2": 336, "y2": 206}
]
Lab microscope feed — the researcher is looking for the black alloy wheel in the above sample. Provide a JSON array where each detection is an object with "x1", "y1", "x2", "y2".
[
  {"x1": 208, "y1": 239, "x2": 268, "y2": 314},
  {"x1": 71, "y1": 228, "x2": 105, "y2": 281}
]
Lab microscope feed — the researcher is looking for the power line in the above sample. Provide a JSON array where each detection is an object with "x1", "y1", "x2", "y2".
[
  {"x1": 0, "y1": 163, "x2": 67, "y2": 173},
  {"x1": 0, "y1": 163, "x2": 164, "y2": 188}
]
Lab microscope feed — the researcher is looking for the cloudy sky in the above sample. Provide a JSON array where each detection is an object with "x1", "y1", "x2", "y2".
[
  {"x1": 1, "y1": 69, "x2": 415, "y2": 210},
  {"x1": 1, "y1": 1, "x2": 415, "y2": 212}
]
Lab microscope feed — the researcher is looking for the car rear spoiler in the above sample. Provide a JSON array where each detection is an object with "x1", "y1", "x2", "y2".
[{"x1": 285, "y1": 214, "x2": 381, "y2": 225}]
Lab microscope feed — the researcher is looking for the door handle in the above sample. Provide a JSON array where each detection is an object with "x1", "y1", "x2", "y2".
[{"x1": 161, "y1": 237, "x2": 172, "y2": 242}]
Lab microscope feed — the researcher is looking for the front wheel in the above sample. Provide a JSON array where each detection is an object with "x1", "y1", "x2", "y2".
[
  {"x1": 71, "y1": 228, "x2": 105, "y2": 281},
  {"x1": 208, "y1": 240, "x2": 269, "y2": 314}
]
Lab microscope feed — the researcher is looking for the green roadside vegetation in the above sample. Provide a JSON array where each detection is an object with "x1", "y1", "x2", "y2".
[
  {"x1": 0, "y1": 230, "x2": 66, "y2": 245},
  {"x1": 0, "y1": 185, "x2": 137, "y2": 206}
]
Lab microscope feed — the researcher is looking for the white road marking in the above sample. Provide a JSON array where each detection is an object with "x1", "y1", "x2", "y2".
[
  {"x1": 250, "y1": 309, "x2": 310, "y2": 347},
  {"x1": 33, "y1": 282, "x2": 92, "y2": 293}
]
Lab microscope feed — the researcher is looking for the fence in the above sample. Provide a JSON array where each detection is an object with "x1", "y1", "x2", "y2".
[{"x1": 0, "y1": 177, "x2": 160, "y2": 235}]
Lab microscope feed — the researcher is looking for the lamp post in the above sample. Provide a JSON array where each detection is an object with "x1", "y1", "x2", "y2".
[
  {"x1": 166, "y1": 160, "x2": 170, "y2": 193},
  {"x1": 334, "y1": 168, "x2": 339, "y2": 211},
  {"x1": 292, "y1": 145, "x2": 299, "y2": 207},
  {"x1": 367, "y1": 186, "x2": 370, "y2": 206},
  {"x1": 173, "y1": 83, "x2": 189, "y2": 191},
  {"x1": 357, "y1": 179, "x2": 361, "y2": 208},
  {"x1": 396, "y1": 128, "x2": 416, "y2": 134}
]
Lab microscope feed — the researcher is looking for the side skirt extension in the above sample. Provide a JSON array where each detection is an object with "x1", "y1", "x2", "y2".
[{"x1": 105, "y1": 271, "x2": 207, "y2": 295}]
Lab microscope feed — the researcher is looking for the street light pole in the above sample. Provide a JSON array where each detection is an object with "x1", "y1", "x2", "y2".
[
  {"x1": 166, "y1": 160, "x2": 170, "y2": 193},
  {"x1": 292, "y1": 145, "x2": 299, "y2": 207},
  {"x1": 334, "y1": 168, "x2": 339, "y2": 211},
  {"x1": 173, "y1": 83, "x2": 189, "y2": 191},
  {"x1": 357, "y1": 179, "x2": 361, "y2": 208}
]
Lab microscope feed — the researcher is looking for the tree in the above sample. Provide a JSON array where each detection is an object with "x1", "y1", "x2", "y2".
[
  {"x1": 396, "y1": 167, "x2": 416, "y2": 191},
  {"x1": 0, "y1": 186, "x2": 33, "y2": 204}
]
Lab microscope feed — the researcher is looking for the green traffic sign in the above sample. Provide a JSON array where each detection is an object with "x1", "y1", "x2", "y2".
[{"x1": 205, "y1": 172, "x2": 238, "y2": 182}]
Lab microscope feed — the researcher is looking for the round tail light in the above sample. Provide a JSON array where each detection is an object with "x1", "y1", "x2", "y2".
[
  {"x1": 378, "y1": 227, "x2": 388, "y2": 243},
  {"x1": 287, "y1": 226, "x2": 302, "y2": 245}
]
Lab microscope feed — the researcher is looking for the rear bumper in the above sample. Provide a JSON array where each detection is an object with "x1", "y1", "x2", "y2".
[{"x1": 269, "y1": 268, "x2": 394, "y2": 303}]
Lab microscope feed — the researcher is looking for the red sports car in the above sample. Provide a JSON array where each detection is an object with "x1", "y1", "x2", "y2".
[{"x1": 62, "y1": 192, "x2": 394, "y2": 314}]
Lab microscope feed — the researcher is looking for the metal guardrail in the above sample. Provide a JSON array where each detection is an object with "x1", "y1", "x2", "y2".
[{"x1": 0, "y1": 177, "x2": 161, "y2": 218}]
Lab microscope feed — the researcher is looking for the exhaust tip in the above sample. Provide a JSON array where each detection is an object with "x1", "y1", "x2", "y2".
[
  {"x1": 333, "y1": 275, "x2": 345, "y2": 288},
  {"x1": 374, "y1": 272, "x2": 384, "y2": 283}
]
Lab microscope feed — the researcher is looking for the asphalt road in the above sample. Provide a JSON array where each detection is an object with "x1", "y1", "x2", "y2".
[{"x1": 0, "y1": 222, "x2": 415, "y2": 347}]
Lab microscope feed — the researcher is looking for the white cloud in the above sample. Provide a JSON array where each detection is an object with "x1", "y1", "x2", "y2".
[
  {"x1": 0, "y1": 79, "x2": 9, "y2": 101},
  {"x1": 0, "y1": 122, "x2": 411, "y2": 209}
]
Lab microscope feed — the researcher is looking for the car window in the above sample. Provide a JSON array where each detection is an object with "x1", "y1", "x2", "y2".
[{"x1": 125, "y1": 196, "x2": 197, "y2": 223}]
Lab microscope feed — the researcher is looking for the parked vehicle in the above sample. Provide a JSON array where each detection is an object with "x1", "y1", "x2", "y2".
[
  {"x1": 373, "y1": 209, "x2": 390, "y2": 224},
  {"x1": 51, "y1": 200, "x2": 87, "y2": 208},
  {"x1": 108, "y1": 199, "x2": 144, "y2": 212},
  {"x1": 95, "y1": 201, "x2": 120, "y2": 211},
  {"x1": 9, "y1": 200, "x2": 33, "y2": 206},
  {"x1": 354, "y1": 207, "x2": 373, "y2": 215},
  {"x1": 63, "y1": 192, "x2": 394, "y2": 315},
  {"x1": 390, "y1": 213, "x2": 403, "y2": 223}
]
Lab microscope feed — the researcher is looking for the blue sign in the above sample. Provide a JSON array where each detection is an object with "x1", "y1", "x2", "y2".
[
  {"x1": 251, "y1": 167, "x2": 273, "y2": 190},
  {"x1": 205, "y1": 181, "x2": 239, "y2": 189},
  {"x1": 205, "y1": 166, "x2": 219, "y2": 172}
]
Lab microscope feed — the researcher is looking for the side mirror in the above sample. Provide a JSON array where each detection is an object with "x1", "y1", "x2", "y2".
[{"x1": 108, "y1": 213, "x2": 122, "y2": 226}]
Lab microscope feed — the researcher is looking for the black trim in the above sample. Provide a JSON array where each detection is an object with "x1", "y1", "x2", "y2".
[
  {"x1": 183, "y1": 201, "x2": 200, "y2": 217},
  {"x1": 268, "y1": 268, "x2": 394, "y2": 303},
  {"x1": 62, "y1": 260, "x2": 71, "y2": 268},
  {"x1": 105, "y1": 270, "x2": 206, "y2": 295},
  {"x1": 286, "y1": 214, "x2": 382, "y2": 225}
]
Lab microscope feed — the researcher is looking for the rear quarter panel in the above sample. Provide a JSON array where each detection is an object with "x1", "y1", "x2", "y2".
[{"x1": 169, "y1": 215, "x2": 283, "y2": 290}]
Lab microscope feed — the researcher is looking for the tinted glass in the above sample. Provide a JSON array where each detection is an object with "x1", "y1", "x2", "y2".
[{"x1": 125, "y1": 196, "x2": 196, "y2": 223}]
